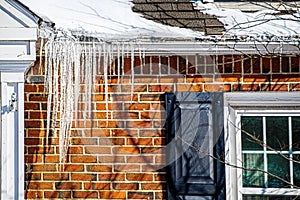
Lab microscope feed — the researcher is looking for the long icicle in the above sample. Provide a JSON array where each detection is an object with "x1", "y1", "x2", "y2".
[
  {"x1": 46, "y1": 40, "x2": 53, "y2": 145},
  {"x1": 130, "y1": 44, "x2": 135, "y2": 102},
  {"x1": 103, "y1": 43, "x2": 109, "y2": 127}
]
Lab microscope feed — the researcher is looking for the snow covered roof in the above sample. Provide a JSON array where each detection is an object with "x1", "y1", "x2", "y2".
[
  {"x1": 18, "y1": 0, "x2": 204, "y2": 40},
  {"x1": 17, "y1": 0, "x2": 300, "y2": 42}
]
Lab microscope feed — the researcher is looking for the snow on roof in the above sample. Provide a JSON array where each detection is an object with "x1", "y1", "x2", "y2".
[
  {"x1": 18, "y1": 0, "x2": 300, "y2": 41},
  {"x1": 19, "y1": 0, "x2": 204, "y2": 39},
  {"x1": 195, "y1": 1, "x2": 300, "y2": 37}
]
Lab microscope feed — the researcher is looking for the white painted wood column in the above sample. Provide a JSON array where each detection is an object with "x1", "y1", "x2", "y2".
[{"x1": 0, "y1": 65, "x2": 32, "y2": 200}]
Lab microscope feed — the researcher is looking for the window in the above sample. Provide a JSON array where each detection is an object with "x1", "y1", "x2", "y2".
[{"x1": 225, "y1": 92, "x2": 300, "y2": 200}]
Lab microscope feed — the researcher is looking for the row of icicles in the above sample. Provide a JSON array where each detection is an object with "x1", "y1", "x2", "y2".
[{"x1": 44, "y1": 38, "x2": 146, "y2": 166}]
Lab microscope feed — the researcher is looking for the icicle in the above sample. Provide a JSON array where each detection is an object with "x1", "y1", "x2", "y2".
[
  {"x1": 87, "y1": 43, "x2": 93, "y2": 118},
  {"x1": 130, "y1": 44, "x2": 135, "y2": 102},
  {"x1": 121, "y1": 43, "x2": 125, "y2": 76},
  {"x1": 117, "y1": 43, "x2": 121, "y2": 89},
  {"x1": 83, "y1": 44, "x2": 88, "y2": 128},
  {"x1": 46, "y1": 40, "x2": 53, "y2": 145},
  {"x1": 74, "y1": 43, "x2": 81, "y2": 126},
  {"x1": 97, "y1": 43, "x2": 102, "y2": 76},
  {"x1": 39, "y1": 37, "x2": 44, "y2": 74},
  {"x1": 92, "y1": 41, "x2": 97, "y2": 87},
  {"x1": 103, "y1": 43, "x2": 109, "y2": 127}
]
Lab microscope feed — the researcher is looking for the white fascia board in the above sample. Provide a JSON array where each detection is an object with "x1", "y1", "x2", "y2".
[
  {"x1": 0, "y1": 27, "x2": 37, "y2": 40},
  {"x1": 135, "y1": 41, "x2": 300, "y2": 55},
  {"x1": 1, "y1": 0, "x2": 38, "y2": 28}
]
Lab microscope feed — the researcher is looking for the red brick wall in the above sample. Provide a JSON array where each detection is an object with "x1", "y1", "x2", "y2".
[{"x1": 24, "y1": 54, "x2": 300, "y2": 199}]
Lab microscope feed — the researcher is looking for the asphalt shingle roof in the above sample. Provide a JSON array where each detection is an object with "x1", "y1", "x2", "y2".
[{"x1": 131, "y1": 0, "x2": 225, "y2": 35}]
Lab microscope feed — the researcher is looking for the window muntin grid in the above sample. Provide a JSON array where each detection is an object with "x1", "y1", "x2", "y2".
[{"x1": 241, "y1": 116, "x2": 300, "y2": 189}]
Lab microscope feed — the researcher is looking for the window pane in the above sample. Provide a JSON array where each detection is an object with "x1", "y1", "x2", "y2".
[
  {"x1": 268, "y1": 154, "x2": 290, "y2": 188},
  {"x1": 241, "y1": 117, "x2": 263, "y2": 150},
  {"x1": 243, "y1": 153, "x2": 264, "y2": 187},
  {"x1": 266, "y1": 117, "x2": 289, "y2": 151},
  {"x1": 293, "y1": 155, "x2": 300, "y2": 187},
  {"x1": 292, "y1": 117, "x2": 300, "y2": 151}
]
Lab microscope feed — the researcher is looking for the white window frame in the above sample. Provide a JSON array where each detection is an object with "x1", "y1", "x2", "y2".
[{"x1": 224, "y1": 92, "x2": 300, "y2": 200}]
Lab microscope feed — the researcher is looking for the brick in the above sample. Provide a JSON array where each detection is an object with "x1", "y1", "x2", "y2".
[
  {"x1": 84, "y1": 182, "x2": 110, "y2": 190},
  {"x1": 141, "y1": 147, "x2": 163, "y2": 154},
  {"x1": 261, "y1": 83, "x2": 289, "y2": 91},
  {"x1": 73, "y1": 191, "x2": 98, "y2": 199},
  {"x1": 68, "y1": 146, "x2": 83, "y2": 154},
  {"x1": 155, "y1": 173, "x2": 167, "y2": 181},
  {"x1": 25, "y1": 172, "x2": 41, "y2": 180},
  {"x1": 215, "y1": 74, "x2": 241, "y2": 82},
  {"x1": 55, "y1": 182, "x2": 82, "y2": 190},
  {"x1": 112, "y1": 147, "x2": 140, "y2": 154},
  {"x1": 141, "y1": 164, "x2": 165, "y2": 172},
  {"x1": 128, "y1": 192, "x2": 154, "y2": 199},
  {"x1": 126, "y1": 173, "x2": 153, "y2": 181},
  {"x1": 272, "y1": 74, "x2": 300, "y2": 82},
  {"x1": 141, "y1": 183, "x2": 165, "y2": 190},
  {"x1": 100, "y1": 191, "x2": 126, "y2": 199},
  {"x1": 25, "y1": 84, "x2": 38, "y2": 92},
  {"x1": 154, "y1": 138, "x2": 165, "y2": 146},
  {"x1": 32, "y1": 164, "x2": 57, "y2": 172},
  {"x1": 27, "y1": 146, "x2": 55, "y2": 154},
  {"x1": 25, "y1": 154, "x2": 43, "y2": 163},
  {"x1": 26, "y1": 130, "x2": 46, "y2": 137},
  {"x1": 29, "y1": 111, "x2": 47, "y2": 119},
  {"x1": 72, "y1": 138, "x2": 98, "y2": 145},
  {"x1": 98, "y1": 155, "x2": 125, "y2": 163},
  {"x1": 25, "y1": 102, "x2": 40, "y2": 110},
  {"x1": 139, "y1": 94, "x2": 162, "y2": 101},
  {"x1": 71, "y1": 173, "x2": 97, "y2": 181},
  {"x1": 243, "y1": 75, "x2": 270, "y2": 82},
  {"x1": 155, "y1": 191, "x2": 167, "y2": 199},
  {"x1": 45, "y1": 155, "x2": 59, "y2": 163},
  {"x1": 29, "y1": 94, "x2": 48, "y2": 101},
  {"x1": 126, "y1": 120, "x2": 152, "y2": 128},
  {"x1": 63, "y1": 164, "x2": 84, "y2": 172},
  {"x1": 114, "y1": 164, "x2": 140, "y2": 172},
  {"x1": 71, "y1": 155, "x2": 97, "y2": 163},
  {"x1": 112, "y1": 129, "x2": 138, "y2": 137},
  {"x1": 127, "y1": 155, "x2": 154, "y2": 163},
  {"x1": 25, "y1": 120, "x2": 44, "y2": 128},
  {"x1": 127, "y1": 138, "x2": 152, "y2": 145},
  {"x1": 204, "y1": 84, "x2": 231, "y2": 92},
  {"x1": 84, "y1": 147, "x2": 111, "y2": 154},
  {"x1": 44, "y1": 191, "x2": 72, "y2": 198},
  {"x1": 176, "y1": 84, "x2": 202, "y2": 92},
  {"x1": 148, "y1": 85, "x2": 173, "y2": 92},
  {"x1": 25, "y1": 138, "x2": 42, "y2": 145},
  {"x1": 25, "y1": 191, "x2": 43, "y2": 199},
  {"x1": 113, "y1": 183, "x2": 138, "y2": 190},
  {"x1": 140, "y1": 130, "x2": 165, "y2": 137},
  {"x1": 125, "y1": 103, "x2": 150, "y2": 110},
  {"x1": 43, "y1": 173, "x2": 69, "y2": 180},
  {"x1": 98, "y1": 173, "x2": 125, "y2": 181},
  {"x1": 291, "y1": 84, "x2": 300, "y2": 91},
  {"x1": 155, "y1": 155, "x2": 166, "y2": 164},
  {"x1": 27, "y1": 181, "x2": 53, "y2": 189},
  {"x1": 113, "y1": 112, "x2": 139, "y2": 120},
  {"x1": 87, "y1": 165, "x2": 112, "y2": 172}
]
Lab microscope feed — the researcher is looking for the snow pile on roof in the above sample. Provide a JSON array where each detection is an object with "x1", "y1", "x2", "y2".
[
  {"x1": 19, "y1": 0, "x2": 203, "y2": 39},
  {"x1": 195, "y1": 1, "x2": 300, "y2": 37}
]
